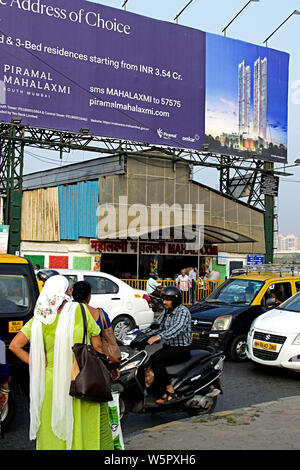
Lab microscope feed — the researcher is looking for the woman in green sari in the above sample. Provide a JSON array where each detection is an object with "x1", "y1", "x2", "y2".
[{"x1": 9, "y1": 275, "x2": 115, "y2": 450}]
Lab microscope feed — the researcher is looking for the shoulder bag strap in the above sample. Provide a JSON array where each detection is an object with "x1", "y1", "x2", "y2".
[{"x1": 79, "y1": 303, "x2": 88, "y2": 344}]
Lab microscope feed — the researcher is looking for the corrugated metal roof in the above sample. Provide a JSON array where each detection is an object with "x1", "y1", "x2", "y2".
[
  {"x1": 23, "y1": 155, "x2": 125, "y2": 190},
  {"x1": 58, "y1": 181, "x2": 98, "y2": 240}
]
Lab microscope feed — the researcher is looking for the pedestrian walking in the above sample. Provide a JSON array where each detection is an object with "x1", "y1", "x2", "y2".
[
  {"x1": 199, "y1": 272, "x2": 208, "y2": 299},
  {"x1": 34, "y1": 264, "x2": 40, "y2": 274},
  {"x1": 188, "y1": 268, "x2": 198, "y2": 304},
  {"x1": 176, "y1": 269, "x2": 189, "y2": 291},
  {"x1": 72, "y1": 280, "x2": 121, "y2": 372},
  {"x1": 176, "y1": 269, "x2": 189, "y2": 303},
  {"x1": 9, "y1": 275, "x2": 114, "y2": 450}
]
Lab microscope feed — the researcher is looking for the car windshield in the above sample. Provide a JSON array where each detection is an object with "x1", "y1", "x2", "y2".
[
  {"x1": 0, "y1": 274, "x2": 30, "y2": 313},
  {"x1": 278, "y1": 292, "x2": 300, "y2": 313},
  {"x1": 206, "y1": 278, "x2": 264, "y2": 305}
]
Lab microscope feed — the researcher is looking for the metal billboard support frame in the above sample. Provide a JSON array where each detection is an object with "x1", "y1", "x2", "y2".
[
  {"x1": 0, "y1": 123, "x2": 286, "y2": 258},
  {"x1": 219, "y1": 157, "x2": 276, "y2": 263}
]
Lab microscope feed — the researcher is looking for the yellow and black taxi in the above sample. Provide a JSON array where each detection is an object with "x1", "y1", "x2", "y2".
[
  {"x1": 0, "y1": 254, "x2": 39, "y2": 388},
  {"x1": 189, "y1": 265, "x2": 300, "y2": 361}
]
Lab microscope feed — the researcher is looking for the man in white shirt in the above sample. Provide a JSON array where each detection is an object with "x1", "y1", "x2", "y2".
[
  {"x1": 176, "y1": 269, "x2": 189, "y2": 292},
  {"x1": 188, "y1": 268, "x2": 198, "y2": 304},
  {"x1": 188, "y1": 268, "x2": 198, "y2": 281}
]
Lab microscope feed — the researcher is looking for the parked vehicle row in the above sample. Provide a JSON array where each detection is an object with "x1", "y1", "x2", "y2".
[{"x1": 189, "y1": 266, "x2": 300, "y2": 366}]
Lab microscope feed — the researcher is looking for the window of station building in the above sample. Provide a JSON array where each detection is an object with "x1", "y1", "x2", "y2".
[{"x1": 84, "y1": 275, "x2": 119, "y2": 295}]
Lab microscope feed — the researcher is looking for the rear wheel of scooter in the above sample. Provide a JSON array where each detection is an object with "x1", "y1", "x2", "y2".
[
  {"x1": 118, "y1": 394, "x2": 130, "y2": 425},
  {"x1": 187, "y1": 396, "x2": 217, "y2": 416}
]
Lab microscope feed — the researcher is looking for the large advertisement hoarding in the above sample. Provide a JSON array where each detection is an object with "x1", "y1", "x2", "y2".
[
  {"x1": 0, "y1": 1, "x2": 289, "y2": 162},
  {"x1": 205, "y1": 33, "x2": 289, "y2": 163},
  {"x1": 0, "y1": 0, "x2": 206, "y2": 150}
]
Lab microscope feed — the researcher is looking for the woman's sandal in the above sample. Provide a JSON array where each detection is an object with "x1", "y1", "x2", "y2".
[{"x1": 156, "y1": 391, "x2": 178, "y2": 405}]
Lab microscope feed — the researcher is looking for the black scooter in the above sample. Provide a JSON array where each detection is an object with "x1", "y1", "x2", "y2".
[{"x1": 112, "y1": 323, "x2": 225, "y2": 424}]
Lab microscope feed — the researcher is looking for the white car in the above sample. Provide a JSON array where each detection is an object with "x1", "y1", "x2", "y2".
[
  {"x1": 48, "y1": 269, "x2": 154, "y2": 341},
  {"x1": 247, "y1": 290, "x2": 300, "y2": 371}
]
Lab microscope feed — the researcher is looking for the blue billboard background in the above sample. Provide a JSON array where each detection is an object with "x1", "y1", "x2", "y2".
[
  {"x1": 0, "y1": 0, "x2": 289, "y2": 161},
  {"x1": 0, "y1": 0, "x2": 206, "y2": 150}
]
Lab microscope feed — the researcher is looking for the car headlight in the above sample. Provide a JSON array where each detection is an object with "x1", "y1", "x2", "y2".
[
  {"x1": 212, "y1": 315, "x2": 232, "y2": 331},
  {"x1": 293, "y1": 334, "x2": 300, "y2": 345}
]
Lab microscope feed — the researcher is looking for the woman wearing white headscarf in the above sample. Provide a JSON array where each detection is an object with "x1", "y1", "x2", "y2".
[{"x1": 9, "y1": 275, "x2": 114, "y2": 450}]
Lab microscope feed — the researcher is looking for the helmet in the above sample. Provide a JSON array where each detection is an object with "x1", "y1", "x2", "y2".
[
  {"x1": 36, "y1": 269, "x2": 59, "y2": 283},
  {"x1": 161, "y1": 285, "x2": 182, "y2": 307},
  {"x1": 149, "y1": 272, "x2": 158, "y2": 280}
]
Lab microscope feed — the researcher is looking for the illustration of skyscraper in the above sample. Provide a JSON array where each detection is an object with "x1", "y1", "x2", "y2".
[
  {"x1": 253, "y1": 57, "x2": 267, "y2": 140},
  {"x1": 238, "y1": 60, "x2": 251, "y2": 135}
]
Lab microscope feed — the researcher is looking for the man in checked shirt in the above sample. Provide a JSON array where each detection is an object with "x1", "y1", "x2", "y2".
[{"x1": 144, "y1": 286, "x2": 192, "y2": 404}]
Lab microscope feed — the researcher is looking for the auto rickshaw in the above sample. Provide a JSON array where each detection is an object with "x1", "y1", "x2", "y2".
[{"x1": 0, "y1": 254, "x2": 40, "y2": 431}]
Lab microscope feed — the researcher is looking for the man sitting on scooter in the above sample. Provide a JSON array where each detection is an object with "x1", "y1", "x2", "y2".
[{"x1": 144, "y1": 286, "x2": 192, "y2": 404}]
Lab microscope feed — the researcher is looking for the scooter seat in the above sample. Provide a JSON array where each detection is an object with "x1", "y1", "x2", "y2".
[{"x1": 165, "y1": 349, "x2": 211, "y2": 378}]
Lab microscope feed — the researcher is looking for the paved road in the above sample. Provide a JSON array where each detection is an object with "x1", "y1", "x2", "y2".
[
  {"x1": 1, "y1": 359, "x2": 299, "y2": 450},
  {"x1": 122, "y1": 359, "x2": 300, "y2": 433}
]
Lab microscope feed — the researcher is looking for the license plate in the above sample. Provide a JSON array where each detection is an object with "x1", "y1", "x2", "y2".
[
  {"x1": 253, "y1": 340, "x2": 278, "y2": 352},
  {"x1": 8, "y1": 321, "x2": 23, "y2": 333}
]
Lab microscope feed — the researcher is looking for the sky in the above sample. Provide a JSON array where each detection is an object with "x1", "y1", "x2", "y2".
[{"x1": 22, "y1": 0, "x2": 300, "y2": 237}]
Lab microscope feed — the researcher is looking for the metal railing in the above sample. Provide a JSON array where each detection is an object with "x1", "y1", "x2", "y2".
[{"x1": 121, "y1": 278, "x2": 224, "y2": 305}]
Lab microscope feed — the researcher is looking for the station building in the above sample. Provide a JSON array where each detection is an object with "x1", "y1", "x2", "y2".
[{"x1": 20, "y1": 152, "x2": 266, "y2": 279}]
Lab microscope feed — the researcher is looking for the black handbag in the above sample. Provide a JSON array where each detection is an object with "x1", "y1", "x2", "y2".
[{"x1": 69, "y1": 303, "x2": 113, "y2": 403}]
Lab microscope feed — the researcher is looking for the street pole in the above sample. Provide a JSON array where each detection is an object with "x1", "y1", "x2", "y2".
[
  {"x1": 1, "y1": 125, "x2": 24, "y2": 255},
  {"x1": 137, "y1": 237, "x2": 140, "y2": 279},
  {"x1": 263, "y1": 162, "x2": 274, "y2": 264}
]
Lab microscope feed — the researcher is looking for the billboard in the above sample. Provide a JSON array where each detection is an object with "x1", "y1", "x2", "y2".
[
  {"x1": 0, "y1": 1, "x2": 289, "y2": 162},
  {"x1": 205, "y1": 33, "x2": 289, "y2": 163}
]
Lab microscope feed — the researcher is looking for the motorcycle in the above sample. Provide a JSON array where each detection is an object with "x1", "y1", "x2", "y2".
[{"x1": 112, "y1": 323, "x2": 225, "y2": 424}]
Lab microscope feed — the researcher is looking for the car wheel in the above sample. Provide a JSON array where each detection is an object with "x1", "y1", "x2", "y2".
[
  {"x1": 229, "y1": 334, "x2": 248, "y2": 362},
  {"x1": 112, "y1": 315, "x2": 135, "y2": 344}
]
